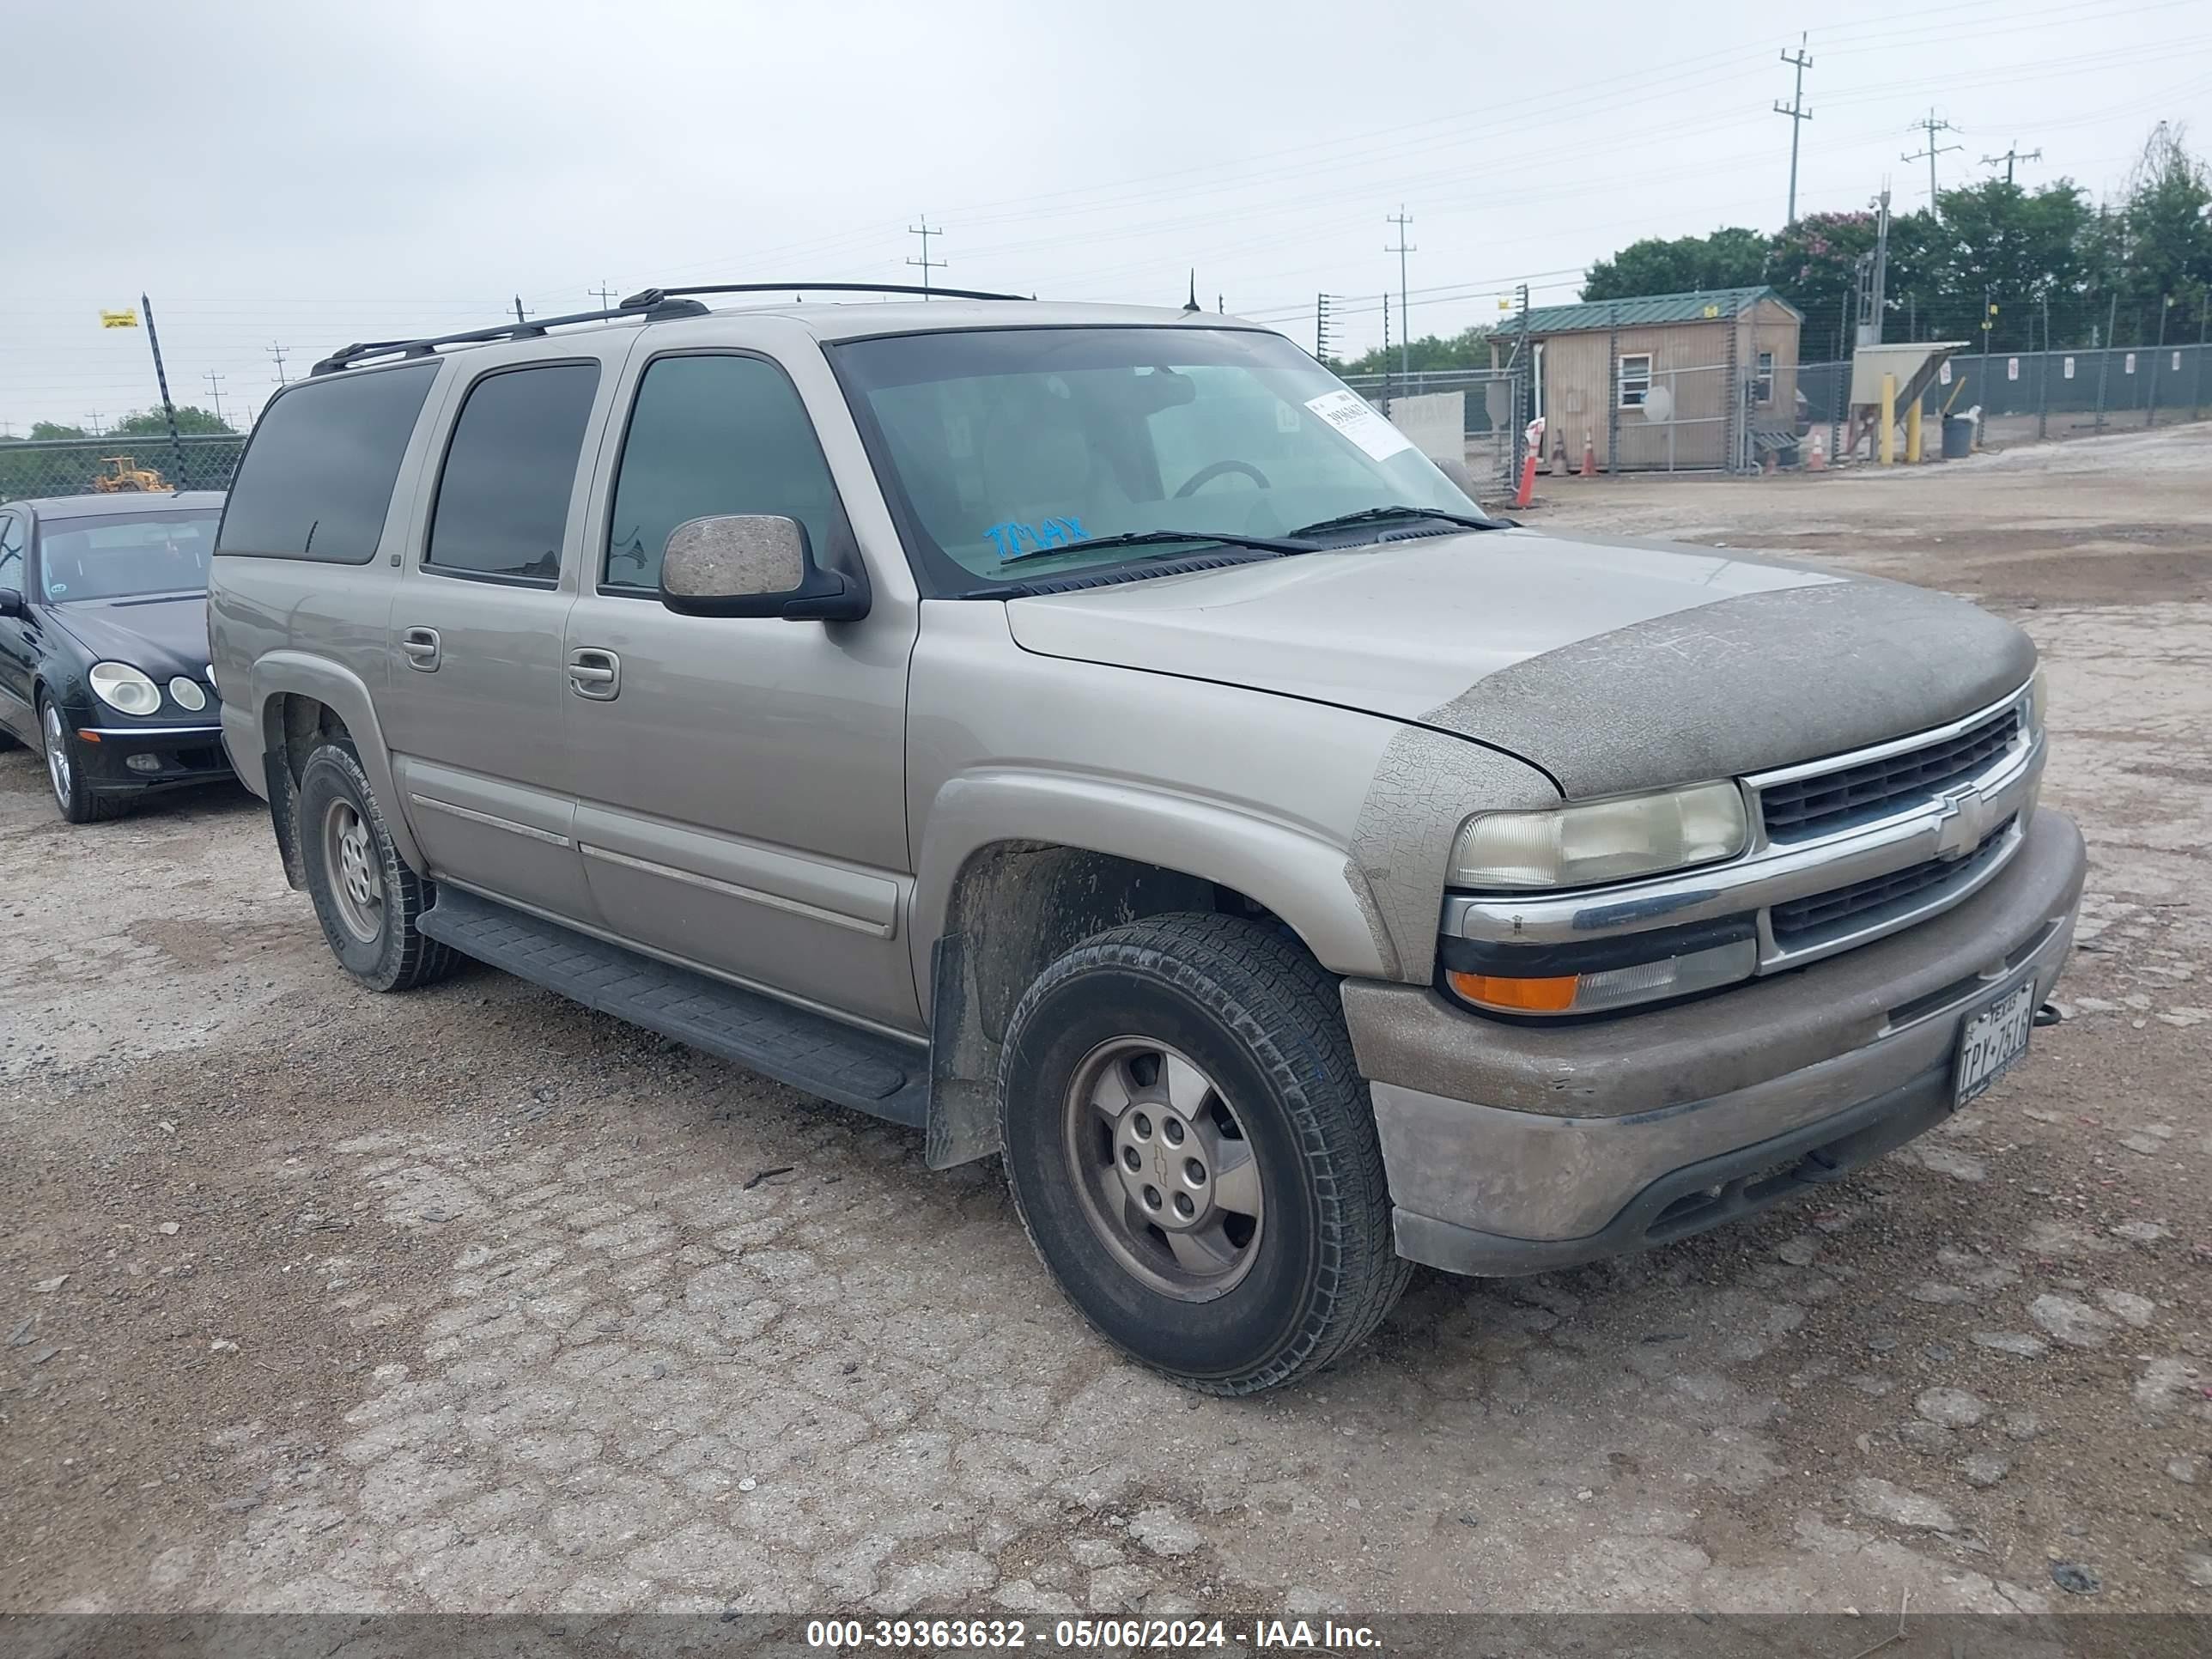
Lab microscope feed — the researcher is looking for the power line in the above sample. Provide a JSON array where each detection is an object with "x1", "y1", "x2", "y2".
[
  {"x1": 1385, "y1": 206, "x2": 1416, "y2": 379},
  {"x1": 202, "y1": 371, "x2": 226, "y2": 425},
  {"x1": 591, "y1": 282, "x2": 617, "y2": 311},
  {"x1": 905, "y1": 217, "x2": 946, "y2": 301},
  {"x1": 1774, "y1": 34, "x2": 1814, "y2": 226},
  {"x1": 268, "y1": 342, "x2": 289, "y2": 385},
  {"x1": 1980, "y1": 140, "x2": 2044, "y2": 184},
  {"x1": 1905, "y1": 108, "x2": 1964, "y2": 213}
]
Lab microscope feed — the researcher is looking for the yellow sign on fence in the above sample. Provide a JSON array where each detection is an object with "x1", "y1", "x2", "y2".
[{"x1": 100, "y1": 308, "x2": 140, "y2": 329}]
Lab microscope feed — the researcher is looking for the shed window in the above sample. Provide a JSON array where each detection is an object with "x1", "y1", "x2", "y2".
[
  {"x1": 1617, "y1": 354, "x2": 1652, "y2": 409},
  {"x1": 1753, "y1": 350, "x2": 1776, "y2": 405}
]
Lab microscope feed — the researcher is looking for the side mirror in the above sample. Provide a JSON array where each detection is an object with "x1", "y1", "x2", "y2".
[
  {"x1": 659, "y1": 514, "x2": 868, "y2": 623},
  {"x1": 0, "y1": 587, "x2": 23, "y2": 620}
]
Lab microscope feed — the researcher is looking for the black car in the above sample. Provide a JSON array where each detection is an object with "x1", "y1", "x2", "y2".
[{"x1": 0, "y1": 491, "x2": 235, "y2": 823}]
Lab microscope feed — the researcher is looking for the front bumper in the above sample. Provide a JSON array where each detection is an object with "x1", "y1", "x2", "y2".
[
  {"x1": 70, "y1": 716, "x2": 237, "y2": 795},
  {"x1": 1343, "y1": 809, "x2": 2086, "y2": 1275}
]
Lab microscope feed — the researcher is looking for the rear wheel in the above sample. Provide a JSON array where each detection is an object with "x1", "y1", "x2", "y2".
[
  {"x1": 40, "y1": 697, "x2": 128, "y2": 824},
  {"x1": 999, "y1": 912, "x2": 1409, "y2": 1394},
  {"x1": 295, "y1": 738, "x2": 458, "y2": 992}
]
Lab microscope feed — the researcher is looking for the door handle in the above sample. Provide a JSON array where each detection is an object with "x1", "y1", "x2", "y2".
[
  {"x1": 399, "y1": 626, "x2": 441, "y2": 672},
  {"x1": 567, "y1": 647, "x2": 620, "y2": 701}
]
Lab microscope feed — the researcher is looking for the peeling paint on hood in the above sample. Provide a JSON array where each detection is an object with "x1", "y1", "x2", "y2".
[{"x1": 1006, "y1": 526, "x2": 2034, "y2": 797}]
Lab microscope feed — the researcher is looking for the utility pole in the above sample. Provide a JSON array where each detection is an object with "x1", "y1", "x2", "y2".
[
  {"x1": 268, "y1": 342, "x2": 289, "y2": 386},
  {"x1": 1904, "y1": 110, "x2": 1962, "y2": 216},
  {"x1": 1315, "y1": 293, "x2": 1333, "y2": 361},
  {"x1": 1774, "y1": 34, "x2": 1814, "y2": 227},
  {"x1": 906, "y1": 216, "x2": 945, "y2": 300},
  {"x1": 1979, "y1": 142, "x2": 2041, "y2": 185},
  {"x1": 139, "y1": 293, "x2": 185, "y2": 483},
  {"x1": 203, "y1": 371, "x2": 226, "y2": 427},
  {"x1": 591, "y1": 281, "x2": 616, "y2": 311},
  {"x1": 1856, "y1": 185, "x2": 1892, "y2": 348},
  {"x1": 1386, "y1": 206, "x2": 1415, "y2": 379},
  {"x1": 512, "y1": 295, "x2": 532, "y2": 325},
  {"x1": 84, "y1": 411, "x2": 105, "y2": 438}
]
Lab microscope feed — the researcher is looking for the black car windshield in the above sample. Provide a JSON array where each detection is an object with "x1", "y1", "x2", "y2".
[
  {"x1": 829, "y1": 326, "x2": 1495, "y2": 594},
  {"x1": 39, "y1": 510, "x2": 220, "y2": 602}
]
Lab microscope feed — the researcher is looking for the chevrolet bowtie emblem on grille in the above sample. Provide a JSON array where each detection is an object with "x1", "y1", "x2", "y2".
[{"x1": 1932, "y1": 784, "x2": 1990, "y2": 861}]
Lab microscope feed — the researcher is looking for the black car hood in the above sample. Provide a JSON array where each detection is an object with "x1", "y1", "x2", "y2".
[{"x1": 50, "y1": 593, "x2": 212, "y2": 681}]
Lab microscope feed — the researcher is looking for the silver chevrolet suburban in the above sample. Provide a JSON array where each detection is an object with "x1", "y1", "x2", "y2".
[{"x1": 208, "y1": 286, "x2": 2084, "y2": 1394}]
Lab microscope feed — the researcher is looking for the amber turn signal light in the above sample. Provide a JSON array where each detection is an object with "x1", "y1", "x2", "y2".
[{"x1": 1445, "y1": 969, "x2": 1579, "y2": 1013}]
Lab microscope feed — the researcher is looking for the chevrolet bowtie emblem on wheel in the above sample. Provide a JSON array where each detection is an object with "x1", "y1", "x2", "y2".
[{"x1": 1932, "y1": 783, "x2": 1991, "y2": 861}]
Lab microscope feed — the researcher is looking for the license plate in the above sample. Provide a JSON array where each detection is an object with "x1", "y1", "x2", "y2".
[{"x1": 1954, "y1": 984, "x2": 2036, "y2": 1107}]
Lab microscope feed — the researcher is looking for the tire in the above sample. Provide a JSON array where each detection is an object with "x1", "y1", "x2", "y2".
[
  {"x1": 295, "y1": 737, "x2": 459, "y2": 993},
  {"x1": 999, "y1": 912, "x2": 1410, "y2": 1395},
  {"x1": 40, "y1": 696, "x2": 129, "y2": 824}
]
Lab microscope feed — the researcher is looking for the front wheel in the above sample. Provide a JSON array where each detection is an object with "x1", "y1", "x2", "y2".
[
  {"x1": 295, "y1": 738, "x2": 457, "y2": 993},
  {"x1": 40, "y1": 697, "x2": 128, "y2": 823},
  {"x1": 999, "y1": 913, "x2": 1409, "y2": 1394}
]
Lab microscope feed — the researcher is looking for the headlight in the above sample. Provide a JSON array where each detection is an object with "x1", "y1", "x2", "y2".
[
  {"x1": 1449, "y1": 781, "x2": 1748, "y2": 890},
  {"x1": 167, "y1": 676, "x2": 209, "y2": 712},
  {"x1": 88, "y1": 661, "x2": 162, "y2": 717}
]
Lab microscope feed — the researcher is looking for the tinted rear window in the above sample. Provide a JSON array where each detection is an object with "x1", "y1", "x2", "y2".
[
  {"x1": 426, "y1": 362, "x2": 599, "y2": 584},
  {"x1": 216, "y1": 363, "x2": 438, "y2": 562}
]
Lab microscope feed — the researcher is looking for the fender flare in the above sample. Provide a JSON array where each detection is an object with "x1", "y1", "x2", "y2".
[
  {"x1": 248, "y1": 652, "x2": 426, "y2": 874},
  {"x1": 908, "y1": 768, "x2": 1394, "y2": 1006}
]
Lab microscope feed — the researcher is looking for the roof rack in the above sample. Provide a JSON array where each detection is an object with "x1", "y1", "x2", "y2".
[
  {"x1": 309, "y1": 293, "x2": 712, "y2": 377},
  {"x1": 618, "y1": 282, "x2": 1033, "y2": 307},
  {"x1": 310, "y1": 281, "x2": 1033, "y2": 378}
]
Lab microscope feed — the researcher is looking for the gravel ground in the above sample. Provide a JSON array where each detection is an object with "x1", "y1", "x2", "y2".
[{"x1": 3, "y1": 423, "x2": 2208, "y2": 1620}]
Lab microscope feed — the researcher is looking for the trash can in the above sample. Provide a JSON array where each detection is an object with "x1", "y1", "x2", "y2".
[{"x1": 1942, "y1": 415, "x2": 1974, "y2": 459}]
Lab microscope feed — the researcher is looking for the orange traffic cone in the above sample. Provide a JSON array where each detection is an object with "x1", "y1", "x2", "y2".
[
  {"x1": 1579, "y1": 430, "x2": 1595, "y2": 477},
  {"x1": 1807, "y1": 429, "x2": 1826, "y2": 472}
]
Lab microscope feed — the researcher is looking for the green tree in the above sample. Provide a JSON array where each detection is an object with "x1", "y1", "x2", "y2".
[
  {"x1": 1911, "y1": 179, "x2": 2095, "y2": 350},
  {"x1": 2110, "y1": 122, "x2": 2212, "y2": 343},
  {"x1": 1328, "y1": 324, "x2": 1496, "y2": 378},
  {"x1": 1764, "y1": 209, "x2": 1935, "y2": 346},
  {"x1": 1581, "y1": 228, "x2": 1768, "y2": 301},
  {"x1": 109, "y1": 404, "x2": 236, "y2": 436},
  {"x1": 27, "y1": 421, "x2": 88, "y2": 440}
]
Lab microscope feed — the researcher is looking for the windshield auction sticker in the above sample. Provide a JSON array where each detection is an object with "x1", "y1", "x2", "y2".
[{"x1": 1304, "y1": 388, "x2": 1417, "y2": 461}]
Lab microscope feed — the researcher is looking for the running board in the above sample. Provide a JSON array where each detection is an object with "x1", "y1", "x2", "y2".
[{"x1": 416, "y1": 888, "x2": 927, "y2": 1127}]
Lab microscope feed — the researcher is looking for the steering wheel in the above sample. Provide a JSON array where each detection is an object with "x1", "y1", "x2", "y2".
[{"x1": 1174, "y1": 459, "x2": 1272, "y2": 498}]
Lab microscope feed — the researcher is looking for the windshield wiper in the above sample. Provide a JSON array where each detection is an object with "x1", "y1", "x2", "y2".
[
  {"x1": 996, "y1": 528, "x2": 1314, "y2": 568},
  {"x1": 1288, "y1": 504, "x2": 1502, "y2": 540}
]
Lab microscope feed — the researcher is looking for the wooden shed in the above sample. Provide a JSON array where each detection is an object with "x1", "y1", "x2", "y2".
[{"x1": 1489, "y1": 285, "x2": 1802, "y2": 471}]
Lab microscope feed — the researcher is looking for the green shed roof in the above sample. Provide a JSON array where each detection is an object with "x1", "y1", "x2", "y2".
[{"x1": 1509, "y1": 285, "x2": 1800, "y2": 337}]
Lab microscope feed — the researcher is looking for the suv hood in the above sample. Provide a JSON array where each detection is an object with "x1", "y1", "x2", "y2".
[{"x1": 1004, "y1": 528, "x2": 2035, "y2": 798}]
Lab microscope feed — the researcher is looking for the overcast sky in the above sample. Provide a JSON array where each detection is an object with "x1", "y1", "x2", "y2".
[{"x1": 5, "y1": 0, "x2": 2206, "y2": 432}]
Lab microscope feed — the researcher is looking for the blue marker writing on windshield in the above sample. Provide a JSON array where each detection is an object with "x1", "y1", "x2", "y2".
[{"x1": 985, "y1": 517, "x2": 1089, "y2": 559}]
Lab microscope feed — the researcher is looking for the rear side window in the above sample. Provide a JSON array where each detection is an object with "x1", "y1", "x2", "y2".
[
  {"x1": 216, "y1": 363, "x2": 437, "y2": 563},
  {"x1": 425, "y1": 362, "x2": 600, "y2": 584},
  {"x1": 603, "y1": 354, "x2": 842, "y2": 592}
]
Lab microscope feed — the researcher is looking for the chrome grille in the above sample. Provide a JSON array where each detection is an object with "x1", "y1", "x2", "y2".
[
  {"x1": 1771, "y1": 817, "x2": 2014, "y2": 943},
  {"x1": 1761, "y1": 707, "x2": 2020, "y2": 840}
]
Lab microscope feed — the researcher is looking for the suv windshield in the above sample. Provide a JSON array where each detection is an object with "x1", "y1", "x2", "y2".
[
  {"x1": 830, "y1": 325, "x2": 1493, "y2": 593},
  {"x1": 38, "y1": 510, "x2": 221, "y2": 602}
]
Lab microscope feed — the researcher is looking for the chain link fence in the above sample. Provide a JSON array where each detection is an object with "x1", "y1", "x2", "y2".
[
  {"x1": 1799, "y1": 341, "x2": 2209, "y2": 451},
  {"x1": 1340, "y1": 366, "x2": 1530, "y2": 486},
  {"x1": 0, "y1": 434, "x2": 246, "y2": 504}
]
